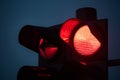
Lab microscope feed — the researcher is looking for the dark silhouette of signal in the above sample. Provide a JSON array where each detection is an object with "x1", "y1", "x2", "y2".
[{"x1": 17, "y1": 7, "x2": 110, "y2": 80}]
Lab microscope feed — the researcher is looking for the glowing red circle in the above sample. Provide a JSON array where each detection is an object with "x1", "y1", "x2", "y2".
[
  {"x1": 60, "y1": 18, "x2": 80, "y2": 43},
  {"x1": 73, "y1": 25, "x2": 101, "y2": 56}
]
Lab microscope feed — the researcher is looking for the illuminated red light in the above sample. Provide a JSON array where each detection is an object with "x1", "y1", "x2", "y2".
[
  {"x1": 39, "y1": 47, "x2": 58, "y2": 59},
  {"x1": 39, "y1": 38, "x2": 58, "y2": 59},
  {"x1": 60, "y1": 19, "x2": 101, "y2": 56},
  {"x1": 60, "y1": 18, "x2": 80, "y2": 43},
  {"x1": 73, "y1": 25, "x2": 101, "y2": 56}
]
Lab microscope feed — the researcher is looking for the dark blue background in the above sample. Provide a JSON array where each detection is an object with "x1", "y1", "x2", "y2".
[{"x1": 0, "y1": 0, "x2": 120, "y2": 80}]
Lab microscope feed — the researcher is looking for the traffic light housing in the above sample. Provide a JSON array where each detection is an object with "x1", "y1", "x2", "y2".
[
  {"x1": 59, "y1": 18, "x2": 108, "y2": 80},
  {"x1": 18, "y1": 7, "x2": 108, "y2": 80},
  {"x1": 60, "y1": 18, "x2": 107, "y2": 63}
]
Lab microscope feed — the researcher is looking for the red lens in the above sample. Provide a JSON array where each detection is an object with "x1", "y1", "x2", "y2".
[
  {"x1": 60, "y1": 18, "x2": 79, "y2": 43},
  {"x1": 39, "y1": 38, "x2": 58, "y2": 59},
  {"x1": 73, "y1": 25, "x2": 101, "y2": 56}
]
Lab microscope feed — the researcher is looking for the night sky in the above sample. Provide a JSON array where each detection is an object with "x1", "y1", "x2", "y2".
[{"x1": 0, "y1": 0, "x2": 120, "y2": 80}]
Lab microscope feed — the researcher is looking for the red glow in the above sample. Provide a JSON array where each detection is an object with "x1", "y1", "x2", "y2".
[
  {"x1": 39, "y1": 38, "x2": 58, "y2": 59},
  {"x1": 39, "y1": 47, "x2": 58, "y2": 59},
  {"x1": 60, "y1": 18, "x2": 80, "y2": 43},
  {"x1": 73, "y1": 25, "x2": 101, "y2": 56},
  {"x1": 39, "y1": 38, "x2": 44, "y2": 45},
  {"x1": 80, "y1": 61, "x2": 87, "y2": 66}
]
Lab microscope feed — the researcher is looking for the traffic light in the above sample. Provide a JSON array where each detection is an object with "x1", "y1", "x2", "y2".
[
  {"x1": 19, "y1": 24, "x2": 65, "y2": 64},
  {"x1": 17, "y1": 7, "x2": 108, "y2": 80},
  {"x1": 59, "y1": 18, "x2": 108, "y2": 80}
]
